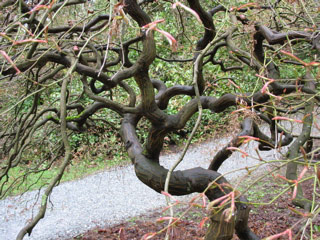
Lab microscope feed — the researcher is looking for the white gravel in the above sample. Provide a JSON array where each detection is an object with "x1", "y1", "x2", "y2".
[{"x1": 1, "y1": 119, "x2": 318, "y2": 240}]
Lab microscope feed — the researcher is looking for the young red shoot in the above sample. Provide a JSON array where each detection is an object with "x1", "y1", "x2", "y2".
[
  {"x1": 226, "y1": 147, "x2": 249, "y2": 157},
  {"x1": 0, "y1": 50, "x2": 21, "y2": 74},
  {"x1": 207, "y1": 191, "x2": 236, "y2": 222},
  {"x1": 288, "y1": 206, "x2": 312, "y2": 218},
  {"x1": 156, "y1": 216, "x2": 179, "y2": 223},
  {"x1": 28, "y1": 0, "x2": 55, "y2": 13},
  {"x1": 142, "y1": 19, "x2": 165, "y2": 31},
  {"x1": 238, "y1": 135, "x2": 260, "y2": 143},
  {"x1": 154, "y1": 28, "x2": 177, "y2": 52},
  {"x1": 231, "y1": 107, "x2": 251, "y2": 114},
  {"x1": 276, "y1": 166, "x2": 308, "y2": 200},
  {"x1": 265, "y1": 228, "x2": 292, "y2": 240},
  {"x1": 272, "y1": 116, "x2": 303, "y2": 123},
  {"x1": 142, "y1": 19, "x2": 177, "y2": 52},
  {"x1": 280, "y1": 50, "x2": 320, "y2": 67},
  {"x1": 237, "y1": 3, "x2": 259, "y2": 11},
  {"x1": 172, "y1": 2, "x2": 202, "y2": 23},
  {"x1": 228, "y1": 79, "x2": 241, "y2": 89},
  {"x1": 292, "y1": 166, "x2": 308, "y2": 200},
  {"x1": 161, "y1": 201, "x2": 179, "y2": 213},
  {"x1": 13, "y1": 39, "x2": 47, "y2": 46},
  {"x1": 29, "y1": 5, "x2": 50, "y2": 13},
  {"x1": 280, "y1": 50, "x2": 307, "y2": 65},
  {"x1": 141, "y1": 232, "x2": 157, "y2": 240},
  {"x1": 199, "y1": 217, "x2": 209, "y2": 229},
  {"x1": 161, "y1": 191, "x2": 180, "y2": 203},
  {"x1": 256, "y1": 74, "x2": 276, "y2": 94},
  {"x1": 17, "y1": 22, "x2": 35, "y2": 37},
  {"x1": 208, "y1": 194, "x2": 229, "y2": 208},
  {"x1": 223, "y1": 192, "x2": 235, "y2": 222},
  {"x1": 230, "y1": 2, "x2": 260, "y2": 11},
  {"x1": 265, "y1": 91, "x2": 282, "y2": 101},
  {"x1": 201, "y1": 192, "x2": 207, "y2": 208}
]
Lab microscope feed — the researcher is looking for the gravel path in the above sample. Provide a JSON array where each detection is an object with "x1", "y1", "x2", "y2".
[{"x1": 1, "y1": 120, "x2": 317, "y2": 240}]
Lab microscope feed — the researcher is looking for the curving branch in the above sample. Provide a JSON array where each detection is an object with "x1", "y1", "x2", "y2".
[
  {"x1": 255, "y1": 23, "x2": 318, "y2": 51},
  {"x1": 208, "y1": 118, "x2": 254, "y2": 171},
  {"x1": 120, "y1": 113, "x2": 259, "y2": 240}
]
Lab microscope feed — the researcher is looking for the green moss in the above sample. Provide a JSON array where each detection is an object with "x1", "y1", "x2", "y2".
[
  {"x1": 66, "y1": 111, "x2": 85, "y2": 121},
  {"x1": 46, "y1": 115, "x2": 59, "y2": 122}
]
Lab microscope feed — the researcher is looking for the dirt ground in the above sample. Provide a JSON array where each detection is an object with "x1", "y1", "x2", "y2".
[{"x1": 71, "y1": 170, "x2": 320, "y2": 240}]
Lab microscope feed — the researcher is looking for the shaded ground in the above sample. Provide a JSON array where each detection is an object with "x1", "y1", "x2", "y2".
[{"x1": 71, "y1": 170, "x2": 320, "y2": 240}]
